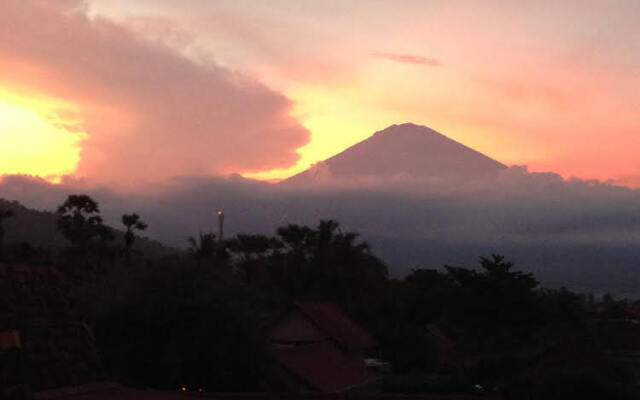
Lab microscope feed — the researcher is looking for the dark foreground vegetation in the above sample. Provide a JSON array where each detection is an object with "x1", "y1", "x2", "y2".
[{"x1": 2, "y1": 195, "x2": 640, "y2": 399}]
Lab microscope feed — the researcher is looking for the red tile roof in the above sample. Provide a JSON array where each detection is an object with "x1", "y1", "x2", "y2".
[
  {"x1": 0, "y1": 329, "x2": 21, "y2": 350},
  {"x1": 275, "y1": 341, "x2": 371, "y2": 393},
  {"x1": 294, "y1": 301, "x2": 376, "y2": 350},
  {"x1": 425, "y1": 325, "x2": 479, "y2": 369}
]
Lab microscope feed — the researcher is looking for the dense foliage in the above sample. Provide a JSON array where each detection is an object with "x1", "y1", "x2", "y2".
[
  {"x1": 2, "y1": 194, "x2": 640, "y2": 399},
  {"x1": 78, "y1": 262, "x2": 276, "y2": 391}
]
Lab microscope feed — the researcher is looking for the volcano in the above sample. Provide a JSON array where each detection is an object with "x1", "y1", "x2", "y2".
[{"x1": 284, "y1": 123, "x2": 506, "y2": 184}]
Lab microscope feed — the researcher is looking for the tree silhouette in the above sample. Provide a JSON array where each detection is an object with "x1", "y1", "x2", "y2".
[
  {"x1": 267, "y1": 220, "x2": 388, "y2": 317},
  {"x1": 226, "y1": 233, "x2": 279, "y2": 283},
  {"x1": 188, "y1": 232, "x2": 217, "y2": 260},
  {"x1": 276, "y1": 224, "x2": 315, "y2": 252},
  {"x1": 444, "y1": 254, "x2": 540, "y2": 354},
  {"x1": 121, "y1": 213, "x2": 147, "y2": 261},
  {"x1": 0, "y1": 207, "x2": 15, "y2": 258},
  {"x1": 57, "y1": 195, "x2": 112, "y2": 246},
  {"x1": 82, "y1": 262, "x2": 274, "y2": 392},
  {"x1": 56, "y1": 195, "x2": 114, "y2": 273}
]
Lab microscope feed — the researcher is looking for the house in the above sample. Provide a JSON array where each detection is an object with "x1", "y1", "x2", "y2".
[
  {"x1": 271, "y1": 301, "x2": 379, "y2": 393},
  {"x1": 425, "y1": 324, "x2": 479, "y2": 370}
]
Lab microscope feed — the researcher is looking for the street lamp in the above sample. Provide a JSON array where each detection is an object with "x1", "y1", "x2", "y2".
[{"x1": 217, "y1": 210, "x2": 224, "y2": 242}]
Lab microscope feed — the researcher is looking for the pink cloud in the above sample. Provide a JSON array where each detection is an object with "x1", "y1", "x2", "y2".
[
  {"x1": 0, "y1": 0, "x2": 309, "y2": 186},
  {"x1": 370, "y1": 52, "x2": 441, "y2": 67}
]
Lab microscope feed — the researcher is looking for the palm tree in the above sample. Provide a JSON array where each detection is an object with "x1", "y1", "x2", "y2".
[
  {"x1": 272, "y1": 220, "x2": 386, "y2": 301},
  {"x1": 226, "y1": 234, "x2": 277, "y2": 283},
  {"x1": 121, "y1": 213, "x2": 147, "y2": 261},
  {"x1": 188, "y1": 232, "x2": 217, "y2": 259}
]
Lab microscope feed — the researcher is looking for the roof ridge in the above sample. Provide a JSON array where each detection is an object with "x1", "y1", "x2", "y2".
[{"x1": 293, "y1": 301, "x2": 376, "y2": 350}]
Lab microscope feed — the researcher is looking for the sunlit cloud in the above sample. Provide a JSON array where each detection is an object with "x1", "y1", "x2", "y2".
[
  {"x1": 0, "y1": 0, "x2": 309, "y2": 187},
  {"x1": 0, "y1": 88, "x2": 86, "y2": 180},
  {"x1": 370, "y1": 52, "x2": 441, "y2": 67}
]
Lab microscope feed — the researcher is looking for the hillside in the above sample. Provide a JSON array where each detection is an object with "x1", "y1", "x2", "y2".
[{"x1": 0, "y1": 199, "x2": 176, "y2": 258}]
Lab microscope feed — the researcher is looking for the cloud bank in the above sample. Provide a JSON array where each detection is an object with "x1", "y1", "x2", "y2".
[
  {"x1": 3, "y1": 168, "x2": 640, "y2": 296},
  {"x1": 0, "y1": 0, "x2": 309, "y2": 186}
]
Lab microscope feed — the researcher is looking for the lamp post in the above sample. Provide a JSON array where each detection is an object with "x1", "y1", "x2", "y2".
[{"x1": 217, "y1": 210, "x2": 224, "y2": 242}]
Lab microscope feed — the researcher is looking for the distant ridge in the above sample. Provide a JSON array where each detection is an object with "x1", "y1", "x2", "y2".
[
  {"x1": 0, "y1": 199, "x2": 175, "y2": 258},
  {"x1": 283, "y1": 123, "x2": 506, "y2": 184}
]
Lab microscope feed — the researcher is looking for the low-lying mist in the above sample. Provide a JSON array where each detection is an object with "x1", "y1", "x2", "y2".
[{"x1": 2, "y1": 166, "x2": 640, "y2": 296}]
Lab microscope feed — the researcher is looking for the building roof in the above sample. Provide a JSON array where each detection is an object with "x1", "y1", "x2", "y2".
[
  {"x1": 0, "y1": 329, "x2": 21, "y2": 350},
  {"x1": 294, "y1": 301, "x2": 376, "y2": 351},
  {"x1": 36, "y1": 383, "x2": 503, "y2": 400},
  {"x1": 275, "y1": 341, "x2": 371, "y2": 393},
  {"x1": 34, "y1": 382, "x2": 196, "y2": 400}
]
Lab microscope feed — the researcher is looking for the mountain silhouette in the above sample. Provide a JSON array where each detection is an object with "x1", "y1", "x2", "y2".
[{"x1": 284, "y1": 123, "x2": 507, "y2": 185}]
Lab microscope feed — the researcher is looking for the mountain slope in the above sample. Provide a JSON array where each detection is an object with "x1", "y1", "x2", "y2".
[
  {"x1": 0, "y1": 199, "x2": 175, "y2": 258},
  {"x1": 284, "y1": 123, "x2": 507, "y2": 184}
]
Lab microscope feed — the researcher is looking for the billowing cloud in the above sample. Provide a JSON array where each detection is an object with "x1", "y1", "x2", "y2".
[
  {"x1": 370, "y1": 52, "x2": 441, "y2": 67},
  {"x1": 83, "y1": 0, "x2": 640, "y2": 184},
  {"x1": 0, "y1": 0, "x2": 309, "y2": 186}
]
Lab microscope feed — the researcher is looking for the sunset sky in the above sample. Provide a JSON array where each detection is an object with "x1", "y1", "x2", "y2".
[{"x1": 1, "y1": 0, "x2": 639, "y2": 187}]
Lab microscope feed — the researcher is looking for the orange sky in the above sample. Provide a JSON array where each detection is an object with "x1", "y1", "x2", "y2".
[{"x1": 1, "y1": 0, "x2": 639, "y2": 186}]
